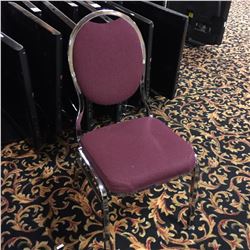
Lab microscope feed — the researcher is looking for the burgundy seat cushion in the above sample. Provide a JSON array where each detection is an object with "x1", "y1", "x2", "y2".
[{"x1": 81, "y1": 117, "x2": 196, "y2": 193}]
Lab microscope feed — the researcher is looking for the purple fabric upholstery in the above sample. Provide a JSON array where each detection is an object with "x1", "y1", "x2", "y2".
[
  {"x1": 73, "y1": 18, "x2": 143, "y2": 105},
  {"x1": 81, "y1": 117, "x2": 196, "y2": 193}
]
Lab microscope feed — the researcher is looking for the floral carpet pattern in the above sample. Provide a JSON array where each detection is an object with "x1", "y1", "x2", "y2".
[{"x1": 1, "y1": 1, "x2": 250, "y2": 250}]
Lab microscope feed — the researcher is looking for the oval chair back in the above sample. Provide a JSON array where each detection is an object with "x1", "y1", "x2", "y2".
[{"x1": 68, "y1": 9, "x2": 146, "y2": 106}]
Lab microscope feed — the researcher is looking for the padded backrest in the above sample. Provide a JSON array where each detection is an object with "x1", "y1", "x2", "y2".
[{"x1": 70, "y1": 13, "x2": 144, "y2": 105}]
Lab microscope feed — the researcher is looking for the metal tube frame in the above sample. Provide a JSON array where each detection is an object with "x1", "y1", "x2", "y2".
[
  {"x1": 68, "y1": 9, "x2": 199, "y2": 249},
  {"x1": 68, "y1": 9, "x2": 148, "y2": 143}
]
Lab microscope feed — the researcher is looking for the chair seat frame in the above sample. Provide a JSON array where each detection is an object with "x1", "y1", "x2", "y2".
[{"x1": 68, "y1": 9, "x2": 199, "y2": 250}]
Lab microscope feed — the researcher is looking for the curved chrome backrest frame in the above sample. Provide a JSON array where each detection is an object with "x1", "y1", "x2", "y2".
[{"x1": 68, "y1": 9, "x2": 147, "y2": 141}]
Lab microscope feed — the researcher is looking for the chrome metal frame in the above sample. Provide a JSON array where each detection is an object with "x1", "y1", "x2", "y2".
[
  {"x1": 68, "y1": 9, "x2": 148, "y2": 142},
  {"x1": 68, "y1": 9, "x2": 199, "y2": 249}
]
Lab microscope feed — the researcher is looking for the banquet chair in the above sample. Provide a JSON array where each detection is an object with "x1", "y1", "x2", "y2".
[{"x1": 68, "y1": 9, "x2": 199, "y2": 250}]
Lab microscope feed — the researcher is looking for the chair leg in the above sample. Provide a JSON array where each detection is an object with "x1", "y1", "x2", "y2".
[
  {"x1": 78, "y1": 148, "x2": 112, "y2": 249},
  {"x1": 100, "y1": 187, "x2": 111, "y2": 250},
  {"x1": 188, "y1": 163, "x2": 200, "y2": 228}
]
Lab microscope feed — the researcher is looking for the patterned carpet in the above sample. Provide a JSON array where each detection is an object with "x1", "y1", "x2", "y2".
[{"x1": 1, "y1": 1, "x2": 250, "y2": 249}]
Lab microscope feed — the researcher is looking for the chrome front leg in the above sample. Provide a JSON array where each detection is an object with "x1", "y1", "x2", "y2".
[
  {"x1": 188, "y1": 162, "x2": 200, "y2": 228},
  {"x1": 99, "y1": 185, "x2": 111, "y2": 250}
]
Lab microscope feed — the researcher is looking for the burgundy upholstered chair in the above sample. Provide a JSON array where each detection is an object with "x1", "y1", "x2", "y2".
[{"x1": 68, "y1": 9, "x2": 199, "y2": 250}]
